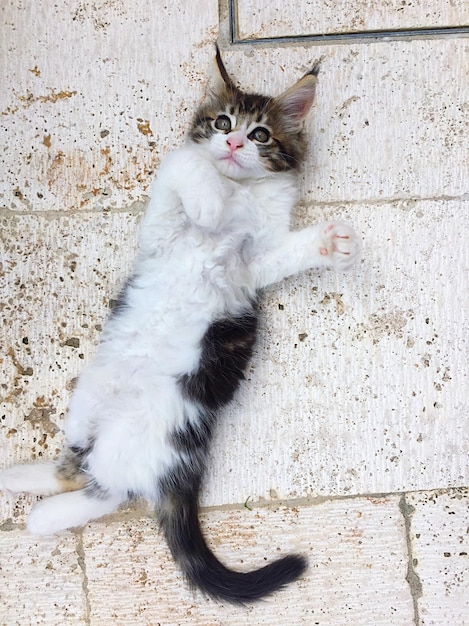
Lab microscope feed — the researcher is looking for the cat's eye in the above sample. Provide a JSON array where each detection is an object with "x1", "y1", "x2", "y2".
[
  {"x1": 249, "y1": 127, "x2": 271, "y2": 144},
  {"x1": 214, "y1": 115, "x2": 232, "y2": 132}
]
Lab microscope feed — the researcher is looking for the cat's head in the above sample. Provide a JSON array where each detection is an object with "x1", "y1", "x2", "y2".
[{"x1": 189, "y1": 47, "x2": 320, "y2": 180}]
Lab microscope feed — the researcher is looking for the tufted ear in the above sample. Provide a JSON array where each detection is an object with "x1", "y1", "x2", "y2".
[
  {"x1": 207, "y1": 44, "x2": 240, "y2": 96},
  {"x1": 274, "y1": 63, "x2": 320, "y2": 131}
]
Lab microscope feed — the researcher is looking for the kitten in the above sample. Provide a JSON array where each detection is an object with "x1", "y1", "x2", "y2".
[{"x1": 0, "y1": 47, "x2": 361, "y2": 603}]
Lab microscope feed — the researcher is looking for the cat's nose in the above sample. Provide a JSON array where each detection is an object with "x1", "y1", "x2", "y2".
[{"x1": 226, "y1": 135, "x2": 244, "y2": 152}]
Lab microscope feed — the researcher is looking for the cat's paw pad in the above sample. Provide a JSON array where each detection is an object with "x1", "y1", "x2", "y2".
[{"x1": 319, "y1": 222, "x2": 362, "y2": 271}]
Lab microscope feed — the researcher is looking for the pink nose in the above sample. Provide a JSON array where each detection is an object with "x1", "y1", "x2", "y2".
[{"x1": 226, "y1": 135, "x2": 244, "y2": 152}]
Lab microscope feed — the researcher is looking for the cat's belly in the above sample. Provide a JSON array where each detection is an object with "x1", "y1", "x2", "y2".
[
  {"x1": 66, "y1": 364, "x2": 191, "y2": 497},
  {"x1": 133, "y1": 225, "x2": 257, "y2": 316},
  {"x1": 98, "y1": 264, "x2": 254, "y2": 376}
]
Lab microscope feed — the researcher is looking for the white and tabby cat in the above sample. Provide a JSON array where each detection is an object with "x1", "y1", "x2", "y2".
[{"x1": 0, "y1": 48, "x2": 361, "y2": 603}]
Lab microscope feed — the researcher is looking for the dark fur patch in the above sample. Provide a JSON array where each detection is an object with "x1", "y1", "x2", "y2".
[
  {"x1": 158, "y1": 307, "x2": 307, "y2": 602},
  {"x1": 57, "y1": 446, "x2": 88, "y2": 480},
  {"x1": 165, "y1": 310, "x2": 259, "y2": 505},
  {"x1": 167, "y1": 308, "x2": 259, "y2": 500},
  {"x1": 84, "y1": 476, "x2": 110, "y2": 500},
  {"x1": 179, "y1": 309, "x2": 258, "y2": 411},
  {"x1": 170, "y1": 410, "x2": 215, "y2": 456},
  {"x1": 108, "y1": 277, "x2": 132, "y2": 317},
  {"x1": 57, "y1": 443, "x2": 109, "y2": 498},
  {"x1": 55, "y1": 446, "x2": 89, "y2": 492}
]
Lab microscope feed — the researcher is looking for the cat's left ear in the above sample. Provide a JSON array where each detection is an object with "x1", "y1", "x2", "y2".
[{"x1": 274, "y1": 63, "x2": 320, "y2": 131}]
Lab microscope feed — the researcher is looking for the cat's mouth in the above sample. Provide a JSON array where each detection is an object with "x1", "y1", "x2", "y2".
[
  {"x1": 220, "y1": 153, "x2": 250, "y2": 177},
  {"x1": 221, "y1": 154, "x2": 241, "y2": 166},
  {"x1": 216, "y1": 152, "x2": 266, "y2": 180}
]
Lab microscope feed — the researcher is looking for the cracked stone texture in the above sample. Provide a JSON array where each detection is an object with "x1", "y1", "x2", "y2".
[
  {"x1": 0, "y1": 530, "x2": 87, "y2": 625},
  {"x1": 406, "y1": 489, "x2": 469, "y2": 625},
  {"x1": 82, "y1": 497, "x2": 412, "y2": 625}
]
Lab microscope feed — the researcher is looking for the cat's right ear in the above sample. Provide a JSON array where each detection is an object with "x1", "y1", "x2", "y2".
[{"x1": 207, "y1": 44, "x2": 240, "y2": 96}]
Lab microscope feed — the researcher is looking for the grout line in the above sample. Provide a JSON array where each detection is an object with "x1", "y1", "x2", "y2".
[
  {"x1": 399, "y1": 494, "x2": 423, "y2": 626},
  {"x1": 295, "y1": 193, "x2": 469, "y2": 209},
  {"x1": 74, "y1": 529, "x2": 92, "y2": 626},
  {"x1": 0, "y1": 201, "x2": 147, "y2": 220},
  {"x1": 201, "y1": 489, "x2": 396, "y2": 514},
  {"x1": 1, "y1": 193, "x2": 467, "y2": 220},
  {"x1": 2, "y1": 486, "x2": 466, "y2": 532}
]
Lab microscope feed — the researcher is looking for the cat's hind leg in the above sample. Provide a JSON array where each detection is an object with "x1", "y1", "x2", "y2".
[
  {"x1": 0, "y1": 450, "x2": 125, "y2": 534},
  {"x1": 0, "y1": 461, "x2": 79, "y2": 496},
  {"x1": 27, "y1": 489, "x2": 124, "y2": 535},
  {"x1": 0, "y1": 447, "x2": 88, "y2": 496}
]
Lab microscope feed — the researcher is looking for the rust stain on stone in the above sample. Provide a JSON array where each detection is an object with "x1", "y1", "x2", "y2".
[
  {"x1": 1, "y1": 104, "x2": 19, "y2": 116},
  {"x1": 7, "y1": 347, "x2": 33, "y2": 377},
  {"x1": 47, "y1": 151, "x2": 66, "y2": 189},
  {"x1": 100, "y1": 147, "x2": 112, "y2": 175},
  {"x1": 338, "y1": 95, "x2": 360, "y2": 116},
  {"x1": 24, "y1": 396, "x2": 60, "y2": 437},
  {"x1": 15, "y1": 88, "x2": 77, "y2": 108},
  {"x1": 137, "y1": 118, "x2": 153, "y2": 136},
  {"x1": 353, "y1": 309, "x2": 414, "y2": 344},
  {"x1": 36, "y1": 142, "x2": 155, "y2": 208},
  {"x1": 43, "y1": 134, "x2": 52, "y2": 148},
  {"x1": 136, "y1": 568, "x2": 148, "y2": 586},
  {"x1": 319, "y1": 292, "x2": 346, "y2": 315}
]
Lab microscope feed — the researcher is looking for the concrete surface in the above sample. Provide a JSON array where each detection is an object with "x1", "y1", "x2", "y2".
[{"x1": 1, "y1": 0, "x2": 468, "y2": 624}]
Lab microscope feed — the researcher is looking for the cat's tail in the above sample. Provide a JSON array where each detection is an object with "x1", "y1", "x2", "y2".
[{"x1": 157, "y1": 487, "x2": 307, "y2": 604}]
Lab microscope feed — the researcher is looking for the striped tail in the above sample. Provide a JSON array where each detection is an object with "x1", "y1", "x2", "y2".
[{"x1": 157, "y1": 487, "x2": 307, "y2": 604}]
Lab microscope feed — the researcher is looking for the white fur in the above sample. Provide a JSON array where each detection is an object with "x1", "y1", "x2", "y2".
[
  {"x1": 0, "y1": 462, "x2": 61, "y2": 496},
  {"x1": 0, "y1": 131, "x2": 361, "y2": 535},
  {"x1": 27, "y1": 491, "x2": 124, "y2": 535}
]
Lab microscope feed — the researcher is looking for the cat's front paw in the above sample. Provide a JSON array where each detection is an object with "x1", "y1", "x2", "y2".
[
  {"x1": 319, "y1": 222, "x2": 362, "y2": 271},
  {"x1": 183, "y1": 194, "x2": 224, "y2": 230}
]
